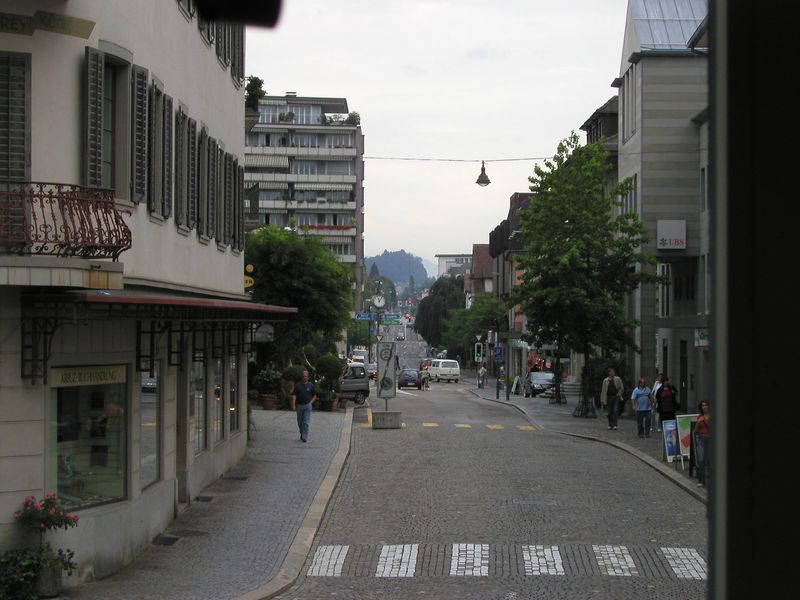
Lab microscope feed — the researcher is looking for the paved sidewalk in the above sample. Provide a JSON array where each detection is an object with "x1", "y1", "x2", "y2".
[
  {"x1": 63, "y1": 405, "x2": 353, "y2": 600},
  {"x1": 466, "y1": 374, "x2": 707, "y2": 504}
]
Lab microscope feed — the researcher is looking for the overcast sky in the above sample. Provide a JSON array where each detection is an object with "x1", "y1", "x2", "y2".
[{"x1": 246, "y1": 0, "x2": 629, "y2": 273}]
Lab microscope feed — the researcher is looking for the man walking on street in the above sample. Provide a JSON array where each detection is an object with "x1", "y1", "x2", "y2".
[
  {"x1": 478, "y1": 364, "x2": 487, "y2": 388},
  {"x1": 290, "y1": 370, "x2": 316, "y2": 443},
  {"x1": 601, "y1": 368, "x2": 624, "y2": 430},
  {"x1": 631, "y1": 378, "x2": 653, "y2": 438}
]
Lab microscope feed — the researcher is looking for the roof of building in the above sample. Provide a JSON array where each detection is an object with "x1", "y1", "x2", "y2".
[
  {"x1": 471, "y1": 244, "x2": 492, "y2": 278},
  {"x1": 260, "y1": 94, "x2": 349, "y2": 114},
  {"x1": 629, "y1": 0, "x2": 707, "y2": 51},
  {"x1": 580, "y1": 96, "x2": 619, "y2": 131}
]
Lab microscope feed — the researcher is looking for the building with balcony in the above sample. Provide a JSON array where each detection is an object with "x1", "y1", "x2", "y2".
[
  {"x1": 243, "y1": 93, "x2": 365, "y2": 310},
  {"x1": 435, "y1": 253, "x2": 471, "y2": 278},
  {"x1": 1, "y1": 0, "x2": 294, "y2": 585},
  {"x1": 613, "y1": 0, "x2": 708, "y2": 410}
]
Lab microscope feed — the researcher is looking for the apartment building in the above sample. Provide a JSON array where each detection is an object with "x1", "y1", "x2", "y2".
[
  {"x1": 435, "y1": 253, "x2": 471, "y2": 278},
  {"x1": 614, "y1": 0, "x2": 709, "y2": 410},
  {"x1": 0, "y1": 0, "x2": 294, "y2": 583},
  {"x1": 243, "y1": 93, "x2": 365, "y2": 310}
]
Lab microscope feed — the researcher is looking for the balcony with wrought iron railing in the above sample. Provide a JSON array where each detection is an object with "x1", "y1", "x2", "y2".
[{"x1": 0, "y1": 181, "x2": 132, "y2": 261}]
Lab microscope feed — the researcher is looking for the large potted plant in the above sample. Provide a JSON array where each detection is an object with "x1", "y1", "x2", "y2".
[
  {"x1": 253, "y1": 367, "x2": 282, "y2": 409},
  {"x1": 12, "y1": 492, "x2": 79, "y2": 598},
  {"x1": 315, "y1": 353, "x2": 346, "y2": 411}
]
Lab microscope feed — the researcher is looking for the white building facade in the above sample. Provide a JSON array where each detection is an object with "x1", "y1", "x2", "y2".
[
  {"x1": 244, "y1": 93, "x2": 366, "y2": 311},
  {"x1": 1, "y1": 0, "x2": 293, "y2": 585}
]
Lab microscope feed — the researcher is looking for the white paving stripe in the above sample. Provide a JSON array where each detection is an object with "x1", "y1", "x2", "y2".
[
  {"x1": 375, "y1": 544, "x2": 418, "y2": 578},
  {"x1": 592, "y1": 545, "x2": 638, "y2": 577},
  {"x1": 522, "y1": 545, "x2": 565, "y2": 576},
  {"x1": 308, "y1": 545, "x2": 349, "y2": 577},
  {"x1": 661, "y1": 547, "x2": 708, "y2": 580},
  {"x1": 450, "y1": 543, "x2": 490, "y2": 576}
]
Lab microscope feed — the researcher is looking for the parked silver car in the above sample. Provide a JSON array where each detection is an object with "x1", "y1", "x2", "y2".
[{"x1": 338, "y1": 362, "x2": 370, "y2": 405}]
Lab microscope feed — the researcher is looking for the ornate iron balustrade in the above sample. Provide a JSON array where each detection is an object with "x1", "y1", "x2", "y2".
[{"x1": 0, "y1": 180, "x2": 132, "y2": 261}]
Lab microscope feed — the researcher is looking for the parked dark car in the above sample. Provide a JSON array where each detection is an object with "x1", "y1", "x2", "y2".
[
  {"x1": 397, "y1": 368, "x2": 421, "y2": 389},
  {"x1": 525, "y1": 371, "x2": 556, "y2": 397}
]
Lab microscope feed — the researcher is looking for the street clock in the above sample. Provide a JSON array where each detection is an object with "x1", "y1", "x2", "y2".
[{"x1": 372, "y1": 294, "x2": 386, "y2": 308}]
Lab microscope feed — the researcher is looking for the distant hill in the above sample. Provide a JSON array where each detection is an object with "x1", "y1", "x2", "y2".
[{"x1": 365, "y1": 250, "x2": 429, "y2": 288}]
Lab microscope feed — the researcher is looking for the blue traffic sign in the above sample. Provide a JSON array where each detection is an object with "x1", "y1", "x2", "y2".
[
  {"x1": 369, "y1": 326, "x2": 376, "y2": 334},
  {"x1": 356, "y1": 313, "x2": 375, "y2": 321},
  {"x1": 493, "y1": 345, "x2": 504, "y2": 363},
  {"x1": 383, "y1": 313, "x2": 401, "y2": 320}
]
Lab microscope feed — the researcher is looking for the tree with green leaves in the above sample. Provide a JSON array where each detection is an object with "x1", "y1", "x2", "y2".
[
  {"x1": 415, "y1": 276, "x2": 466, "y2": 347},
  {"x1": 245, "y1": 76, "x2": 266, "y2": 112},
  {"x1": 442, "y1": 295, "x2": 507, "y2": 363},
  {"x1": 514, "y1": 132, "x2": 660, "y2": 414},
  {"x1": 245, "y1": 226, "x2": 353, "y2": 368}
]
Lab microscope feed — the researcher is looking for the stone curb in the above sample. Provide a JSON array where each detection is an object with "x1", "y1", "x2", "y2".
[
  {"x1": 232, "y1": 404, "x2": 355, "y2": 600},
  {"x1": 467, "y1": 389, "x2": 707, "y2": 504}
]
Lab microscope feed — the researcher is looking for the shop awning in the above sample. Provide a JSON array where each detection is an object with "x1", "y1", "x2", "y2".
[
  {"x1": 254, "y1": 181, "x2": 289, "y2": 190},
  {"x1": 245, "y1": 154, "x2": 290, "y2": 168},
  {"x1": 294, "y1": 183, "x2": 353, "y2": 192},
  {"x1": 19, "y1": 289, "x2": 297, "y2": 384}
]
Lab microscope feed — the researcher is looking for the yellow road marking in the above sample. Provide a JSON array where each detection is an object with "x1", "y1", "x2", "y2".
[
  {"x1": 422, "y1": 422, "x2": 439, "y2": 427},
  {"x1": 486, "y1": 424, "x2": 504, "y2": 430},
  {"x1": 516, "y1": 425, "x2": 536, "y2": 431},
  {"x1": 454, "y1": 424, "x2": 472, "y2": 428},
  {"x1": 355, "y1": 423, "x2": 371, "y2": 428},
  {"x1": 367, "y1": 408, "x2": 373, "y2": 425}
]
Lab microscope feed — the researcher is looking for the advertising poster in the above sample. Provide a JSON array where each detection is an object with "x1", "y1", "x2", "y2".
[
  {"x1": 676, "y1": 414, "x2": 699, "y2": 458},
  {"x1": 662, "y1": 420, "x2": 680, "y2": 463}
]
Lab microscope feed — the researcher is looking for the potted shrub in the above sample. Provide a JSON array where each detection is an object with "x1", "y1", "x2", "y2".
[
  {"x1": 12, "y1": 492, "x2": 79, "y2": 598},
  {"x1": 315, "y1": 353, "x2": 346, "y2": 411},
  {"x1": 253, "y1": 367, "x2": 282, "y2": 409}
]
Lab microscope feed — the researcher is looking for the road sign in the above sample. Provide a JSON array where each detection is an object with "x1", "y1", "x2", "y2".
[
  {"x1": 243, "y1": 276, "x2": 254, "y2": 288},
  {"x1": 377, "y1": 342, "x2": 396, "y2": 399},
  {"x1": 382, "y1": 319, "x2": 401, "y2": 326},
  {"x1": 494, "y1": 345, "x2": 504, "y2": 363},
  {"x1": 369, "y1": 326, "x2": 376, "y2": 334},
  {"x1": 375, "y1": 334, "x2": 383, "y2": 341},
  {"x1": 356, "y1": 312, "x2": 375, "y2": 321},
  {"x1": 383, "y1": 313, "x2": 401, "y2": 320}
]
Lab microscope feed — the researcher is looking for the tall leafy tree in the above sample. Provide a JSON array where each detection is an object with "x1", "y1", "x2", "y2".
[
  {"x1": 514, "y1": 132, "x2": 660, "y2": 413},
  {"x1": 415, "y1": 276, "x2": 465, "y2": 347},
  {"x1": 245, "y1": 226, "x2": 353, "y2": 366},
  {"x1": 442, "y1": 294, "x2": 507, "y2": 362}
]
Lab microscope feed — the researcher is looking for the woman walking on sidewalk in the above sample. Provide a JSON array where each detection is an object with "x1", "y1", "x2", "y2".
[
  {"x1": 694, "y1": 401, "x2": 711, "y2": 486},
  {"x1": 655, "y1": 376, "x2": 680, "y2": 422},
  {"x1": 631, "y1": 378, "x2": 653, "y2": 438},
  {"x1": 651, "y1": 373, "x2": 664, "y2": 432}
]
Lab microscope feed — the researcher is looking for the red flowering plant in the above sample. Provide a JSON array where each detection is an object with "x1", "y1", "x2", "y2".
[{"x1": 12, "y1": 492, "x2": 78, "y2": 576}]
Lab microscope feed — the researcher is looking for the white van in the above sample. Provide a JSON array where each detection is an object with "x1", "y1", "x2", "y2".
[{"x1": 428, "y1": 359, "x2": 460, "y2": 383}]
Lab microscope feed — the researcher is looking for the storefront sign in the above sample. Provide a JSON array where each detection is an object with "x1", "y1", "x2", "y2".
[
  {"x1": 694, "y1": 328, "x2": 709, "y2": 347},
  {"x1": 662, "y1": 419, "x2": 680, "y2": 463},
  {"x1": 657, "y1": 220, "x2": 687, "y2": 250},
  {"x1": 50, "y1": 365, "x2": 127, "y2": 388},
  {"x1": 0, "y1": 11, "x2": 95, "y2": 38},
  {"x1": 676, "y1": 414, "x2": 698, "y2": 458}
]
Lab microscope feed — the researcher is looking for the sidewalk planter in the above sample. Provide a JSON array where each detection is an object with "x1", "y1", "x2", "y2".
[
  {"x1": 372, "y1": 411, "x2": 402, "y2": 429},
  {"x1": 260, "y1": 393, "x2": 277, "y2": 410},
  {"x1": 36, "y1": 563, "x2": 61, "y2": 598}
]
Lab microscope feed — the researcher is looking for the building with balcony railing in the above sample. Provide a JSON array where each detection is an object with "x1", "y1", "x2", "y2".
[
  {"x1": 0, "y1": 0, "x2": 294, "y2": 585},
  {"x1": 243, "y1": 93, "x2": 366, "y2": 310}
]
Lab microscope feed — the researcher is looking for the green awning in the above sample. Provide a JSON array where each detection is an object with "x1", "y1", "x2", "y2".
[
  {"x1": 294, "y1": 183, "x2": 353, "y2": 192},
  {"x1": 245, "y1": 154, "x2": 289, "y2": 168}
]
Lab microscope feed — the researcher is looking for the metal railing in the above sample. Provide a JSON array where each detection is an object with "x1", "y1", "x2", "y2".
[{"x1": 0, "y1": 180, "x2": 132, "y2": 261}]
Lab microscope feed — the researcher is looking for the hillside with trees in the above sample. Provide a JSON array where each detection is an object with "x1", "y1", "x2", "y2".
[{"x1": 365, "y1": 250, "x2": 429, "y2": 290}]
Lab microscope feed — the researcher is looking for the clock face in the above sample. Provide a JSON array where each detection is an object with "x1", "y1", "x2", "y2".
[{"x1": 372, "y1": 294, "x2": 386, "y2": 308}]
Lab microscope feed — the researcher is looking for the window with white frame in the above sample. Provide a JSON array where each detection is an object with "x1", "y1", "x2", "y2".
[
  {"x1": 324, "y1": 161, "x2": 351, "y2": 175},
  {"x1": 258, "y1": 105, "x2": 279, "y2": 124},
  {"x1": 289, "y1": 104, "x2": 321, "y2": 125},
  {"x1": 325, "y1": 133, "x2": 353, "y2": 148},
  {"x1": 295, "y1": 213, "x2": 314, "y2": 225},
  {"x1": 293, "y1": 133, "x2": 317, "y2": 147},
  {"x1": 291, "y1": 160, "x2": 317, "y2": 175},
  {"x1": 621, "y1": 63, "x2": 637, "y2": 141}
]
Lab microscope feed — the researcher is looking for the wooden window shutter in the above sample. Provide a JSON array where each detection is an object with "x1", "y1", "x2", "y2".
[
  {"x1": 197, "y1": 128, "x2": 207, "y2": 236},
  {"x1": 0, "y1": 53, "x2": 29, "y2": 181},
  {"x1": 237, "y1": 164, "x2": 244, "y2": 250},
  {"x1": 147, "y1": 83, "x2": 162, "y2": 213},
  {"x1": 174, "y1": 107, "x2": 185, "y2": 226},
  {"x1": 207, "y1": 137, "x2": 217, "y2": 238},
  {"x1": 224, "y1": 153, "x2": 233, "y2": 246},
  {"x1": 83, "y1": 47, "x2": 104, "y2": 187},
  {"x1": 130, "y1": 65, "x2": 148, "y2": 204},
  {"x1": 162, "y1": 94, "x2": 173, "y2": 219},
  {"x1": 187, "y1": 118, "x2": 197, "y2": 229}
]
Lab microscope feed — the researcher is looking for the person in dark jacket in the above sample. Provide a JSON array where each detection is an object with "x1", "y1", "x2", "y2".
[{"x1": 655, "y1": 375, "x2": 680, "y2": 422}]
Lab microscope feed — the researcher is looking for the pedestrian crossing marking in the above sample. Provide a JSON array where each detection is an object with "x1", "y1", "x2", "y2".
[
  {"x1": 308, "y1": 545, "x2": 349, "y2": 577},
  {"x1": 486, "y1": 424, "x2": 504, "y2": 430},
  {"x1": 454, "y1": 423, "x2": 472, "y2": 428},
  {"x1": 522, "y1": 545, "x2": 565, "y2": 576},
  {"x1": 661, "y1": 547, "x2": 707, "y2": 580},
  {"x1": 308, "y1": 543, "x2": 707, "y2": 581},
  {"x1": 593, "y1": 545, "x2": 638, "y2": 577},
  {"x1": 516, "y1": 425, "x2": 536, "y2": 431},
  {"x1": 422, "y1": 422, "x2": 439, "y2": 427},
  {"x1": 450, "y1": 543, "x2": 489, "y2": 576},
  {"x1": 375, "y1": 544, "x2": 418, "y2": 578}
]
